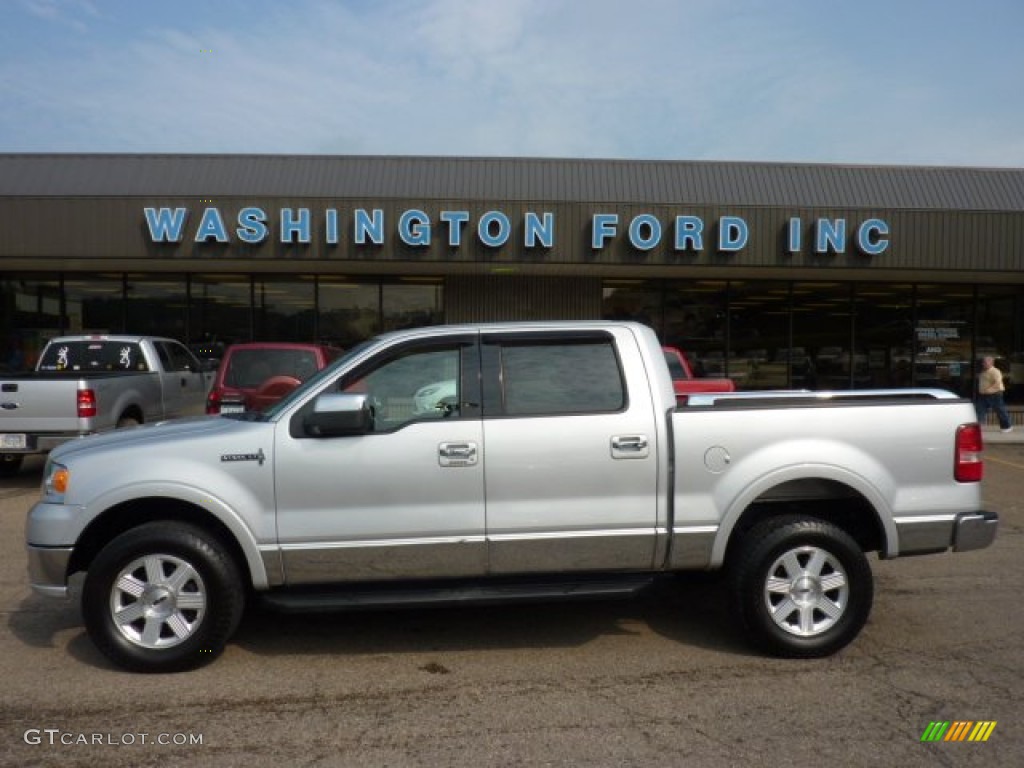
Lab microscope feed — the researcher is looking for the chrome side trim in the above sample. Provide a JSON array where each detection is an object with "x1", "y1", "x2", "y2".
[
  {"x1": 27, "y1": 545, "x2": 73, "y2": 598},
  {"x1": 485, "y1": 528, "x2": 656, "y2": 542},
  {"x1": 279, "y1": 535, "x2": 489, "y2": 551},
  {"x1": 280, "y1": 536, "x2": 487, "y2": 584},
  {"x1": 487, "y1": 529, "x2": 656, "y2": 573},
  {"x1": 668, "y1": 526, "x2": 718, "y2": 569},
  {"x1": 259, "y1": 546, "x2": 285, "y2": 587},
  {"x1": 894, "y1": 515, "x2": 956, "y2": 555}
]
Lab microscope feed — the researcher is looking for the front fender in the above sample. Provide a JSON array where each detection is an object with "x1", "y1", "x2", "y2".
[{"x1": 81, "y1": 480, "x2": 275, "y2": 589}]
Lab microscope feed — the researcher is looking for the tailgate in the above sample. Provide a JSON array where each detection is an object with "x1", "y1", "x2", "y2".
[{"x1": 0, "y1": 378, "x2": 83, "y2": 432}]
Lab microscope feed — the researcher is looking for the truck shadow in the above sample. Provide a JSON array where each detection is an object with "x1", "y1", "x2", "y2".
[
  {"x1": 231, "y1": 573, "x2": 750, "y2": 659},
  {"x1": 8, "y1": 575, "x2": 751, "y2": 672},
  {"x1": 0, "y1": 455, "x2": 45, "y2": 493},
  {"x1": 7, "y1": 589, "x2": 112, "y2": 668}
]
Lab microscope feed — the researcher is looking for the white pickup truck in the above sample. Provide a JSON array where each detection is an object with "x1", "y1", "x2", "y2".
[
  {"x1": 25, "y1": 322, "x2": 997, "y2": 672},
  {"x1": 1, "y1": 335, "x2": 211, "y2": 476}
]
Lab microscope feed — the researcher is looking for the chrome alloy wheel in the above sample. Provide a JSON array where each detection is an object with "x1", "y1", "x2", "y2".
[
  {"x1": 109, "y1": 554, "x2": 207, "y2": 649},
  {"x1": 763, "y1": 545, "x2": 849, "y2": 637}
]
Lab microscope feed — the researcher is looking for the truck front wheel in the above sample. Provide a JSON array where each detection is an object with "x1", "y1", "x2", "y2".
[
  {"x1": 730, "y1": 516, "x2": 873, "y2": 658},
  {"x1": 82, "y1": 522, "x2": 244, "y2": 673}
]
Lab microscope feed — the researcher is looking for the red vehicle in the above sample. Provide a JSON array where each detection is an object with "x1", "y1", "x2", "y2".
[
  {"x1": 662, "y1": 346, "x2": 736, "y2": 401},
  {"x1": 206, "y1": 342, "x2": 343, "y2": 415}
]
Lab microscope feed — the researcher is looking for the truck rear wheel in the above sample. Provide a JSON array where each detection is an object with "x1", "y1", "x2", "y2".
[
  {"x1": 82, "y1": 521, "x2": 244, "y2": 673},
  {"x1": 730, "y1": 516, "x2": 873, "y2": 658}
]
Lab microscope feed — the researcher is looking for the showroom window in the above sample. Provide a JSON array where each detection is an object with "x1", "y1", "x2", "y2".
[
  {"x1": 792, "y1": 282, "x2": 856, "y2": 390},
  {"x1": 382, "y1": 280, "x2": 443, "y2": 332},
  {"x1": 63, "y1": 273, "x2": 125, "y2": 334},
  {"x1": 125, "y1": 274, "x2": 188, "y2": 340},
  {"x1": 729, "y1": 281, "x2": 798, "y2": 389},
  {"x1": 189, "y1": 274, "x2": 254, "y2": 346},
  {"x1": 318, "y1": 279, "x2": 380, "y2": 348},
  {"x1": 854, "y1": 282, "x2": 915, "y2": 389},
  {"x1": 914, "y1": 284, "x2": 975, "y2": 398},
  {"x1": 662, "y1": 281, "x2": 729, "y2": 379},
  {"x1": 602, "y1": 281, "x2": 663, "y2": 330},
  {"x1": 0, "y1": 275, "x2": 62, "y2": 370},
  {"x1": 254, "y1": 276, "x2": 315, "y2": 341},
  {"x1": 603, "y1": 280, "x2": 730, "y2": 379}
]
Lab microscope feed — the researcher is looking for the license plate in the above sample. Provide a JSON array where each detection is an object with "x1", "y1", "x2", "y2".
[
  {"x1": 1, "y1": 433, "x2": 27, "y2": 450},
  {"x1": 219, "y1": 404, "x2": 245, "y2": 415}
]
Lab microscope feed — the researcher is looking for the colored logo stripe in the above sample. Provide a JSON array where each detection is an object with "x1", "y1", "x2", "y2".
[
  {"x1": 920, "y1": 721, "x2": 996, "y2": 742},
  {"x1": 921, "y1": 722, "x2": 949, "y2": 742},
  {"x1": 968, "y1": 722, "x2": 997, "y2": 742}
]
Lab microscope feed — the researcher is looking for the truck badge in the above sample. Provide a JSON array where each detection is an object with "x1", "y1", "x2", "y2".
[{"x1": 220, "y1": 448, "x2": 266, "y2": 466}]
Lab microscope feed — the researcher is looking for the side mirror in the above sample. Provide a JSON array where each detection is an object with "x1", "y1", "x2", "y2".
[{"x1": 304, "y1": 393, "x2": 373, "y2": 437}]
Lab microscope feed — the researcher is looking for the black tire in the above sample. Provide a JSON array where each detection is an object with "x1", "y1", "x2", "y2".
[
  {"x1": 116, "y1": 415, "x2": 140, "y2": 429},
  {"x1": 82, "y1": 521, "x2": 245, "y2": 673},
  {"x1": 0, "y1": 453, "x2": 24, "y2": 477},
  {"x1": 730, "y1": 516, "x2": 873, "y2": 658}
]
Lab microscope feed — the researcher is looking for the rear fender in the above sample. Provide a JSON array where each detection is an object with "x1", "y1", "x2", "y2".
[{"x1": 710, "y1": 461, "x2": 896, "y2": 567}]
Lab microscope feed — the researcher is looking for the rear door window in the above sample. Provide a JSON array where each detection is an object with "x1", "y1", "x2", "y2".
[
  {"x1": 489, "y1": 337, "x2": 625, "y2": 416},
  {"x1": 157, "y1": 341, "x2": 200, "y2": 373}
]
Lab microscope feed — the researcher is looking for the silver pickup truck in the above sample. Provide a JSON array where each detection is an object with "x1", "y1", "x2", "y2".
[
  {"x1": 25, "y1": 321, "x2": 997, "y2": 672},
  {"x1": 1, "y1": 335, "x2": 211, "y2": 476}
]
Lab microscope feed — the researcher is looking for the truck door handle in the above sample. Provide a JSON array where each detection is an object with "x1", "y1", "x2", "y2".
[
  {"x1": 611, "y1": 435, "x2": 649, "y2": 459},
  {"x1": 439, "y1": 441, "x2": 478, "y2": 467},
  {"x1": 612, "y1": 436, "x2": 647, "y2": 450}
]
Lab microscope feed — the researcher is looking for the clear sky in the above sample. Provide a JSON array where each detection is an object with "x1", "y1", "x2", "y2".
[{"x1": 2, "y1": 0, "x2": 1022, "y2": 166}]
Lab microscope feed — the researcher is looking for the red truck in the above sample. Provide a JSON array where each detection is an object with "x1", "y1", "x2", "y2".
[
  {"x1": 206, "y1": 342, "x2": 343, "y2": 415},
  {"x1": 662, "y1": 346, "x2": 736, "y2": 400}
]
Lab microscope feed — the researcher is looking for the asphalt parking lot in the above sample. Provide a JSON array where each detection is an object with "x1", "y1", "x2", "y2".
[{"x1": 1, "y1": 447, "x2": 1022, "y2": 768}]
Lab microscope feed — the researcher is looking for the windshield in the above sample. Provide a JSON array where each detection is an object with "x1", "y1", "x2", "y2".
[
  {"x1": 224, "y1": 348, "x2": 320, "y2": 388},
  {"x1": 257, "y1": 339, "x2": 375, "y2": 421}
]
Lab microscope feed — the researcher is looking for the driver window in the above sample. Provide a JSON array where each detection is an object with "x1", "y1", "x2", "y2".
[{"x1": 344, "y1": 347, "x2": 460, "y2": 432}]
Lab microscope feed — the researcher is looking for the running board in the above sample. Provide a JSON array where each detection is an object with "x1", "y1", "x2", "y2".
[{"x1": 259, "y1": 573, "x2": 657, "y2": 613}]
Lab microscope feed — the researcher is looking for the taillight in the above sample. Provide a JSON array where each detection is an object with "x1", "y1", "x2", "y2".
[
  {"x1": 954, "y1": 423, "x2": 984, "y2": 482},
  {"x1": 206, "y1": 388, "x2": 222, "y2": 414},
  {"x1": 77, "y1": 389, "x2": 97, "y2": 418}
]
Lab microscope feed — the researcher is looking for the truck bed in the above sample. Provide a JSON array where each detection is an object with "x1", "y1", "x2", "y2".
[{"x1": 669, "y1": 388, "x2": 980, "y2": 566}]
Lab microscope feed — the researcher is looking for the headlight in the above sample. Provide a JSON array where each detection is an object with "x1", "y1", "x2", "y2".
[{"x1": 43, "y1": 460, "x2": 70, "y2": 502}]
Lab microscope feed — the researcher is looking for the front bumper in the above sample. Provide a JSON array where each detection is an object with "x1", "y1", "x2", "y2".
[
  {"x1": 26, "y1": 499, "x2": 87, "y2": 598},
  {"x1": 27, "y1": 545, "x2": 73, "y2": 598}
]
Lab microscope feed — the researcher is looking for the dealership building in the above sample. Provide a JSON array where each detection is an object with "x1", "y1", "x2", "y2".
[{"x1": 1, "y1": 153, "x2": 1022, "y2": 406}]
